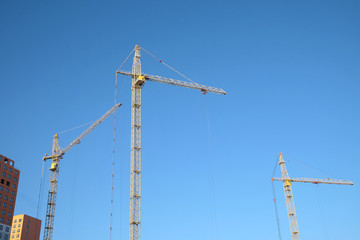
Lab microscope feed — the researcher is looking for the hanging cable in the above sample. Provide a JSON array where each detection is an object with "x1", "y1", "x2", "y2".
[
  {"x1": 110, "y1": 76, "x2": 117, "y2": 240},
  {"x1": 316, "y1": 185, "x2": 327, "y2": 240},
  {"x1": 66, "y1": 148, "x2": 79, "y2": 240},
  {"x1": 35, "y1": 160, "x2": 45, "y2": 240},
  {"x1": 110, "y1": 48, "x2": 133, "y2": 240},
  {"x1": 201, "y1": 98, "x2": 218, "y2": 240},
  {"x1": 36, "y1": 159, "x2": 46, "y2": 219},
  {"x1": 271, "y1": 157, "x2": 282, "y2": 240}
]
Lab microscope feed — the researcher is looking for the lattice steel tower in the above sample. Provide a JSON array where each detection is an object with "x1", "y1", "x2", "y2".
[
  {"x1": 278, "y1": 153, "x2": 300, "y2": 240},
  {"x1": 43, "y1": 134, "x2": 61, "y2": 240},
  {"x1": 129, "y1": 45, "x2": 142, "y2": 240}
]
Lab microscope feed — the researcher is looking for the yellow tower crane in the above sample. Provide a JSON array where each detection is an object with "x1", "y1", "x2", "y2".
[
  {"x1": 42, "y1": 103, "x2": 122, "y2": 240},
  {"x1": 272, "y1": 153, "x2": 354, "y2": 240},
  {"x1": 116, "y1": 45, "x2": 226, "y2": 240}
]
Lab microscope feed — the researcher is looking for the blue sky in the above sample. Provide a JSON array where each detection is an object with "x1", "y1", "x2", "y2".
[{"x1": 0, "y1": 1, "x2": 359, "y2": 240}]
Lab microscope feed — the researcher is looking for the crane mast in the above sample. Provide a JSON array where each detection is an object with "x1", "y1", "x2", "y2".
[
  {"x1": 42, "y1": 103, "x2": 122, "y2": 240},
  {"x1": 118, "y1": 45, "x2": 226, "y2": 240},
  {"x1": 43, "y1": 134, "x2": 61, "y2": 240},
  {"x1": 278, "y1": 153, "x2": 300, "y2": 240},
  {"x1": 273, "y1": 153, "x2": 354, "y2": 240},
  {"x1": 130, "y1": 45, "x2": 142, "y2": 240}
]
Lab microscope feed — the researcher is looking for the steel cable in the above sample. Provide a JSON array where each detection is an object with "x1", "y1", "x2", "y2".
[
  {"x1": 110, "y1": 48, "x2": 134, "y2": 240},
  {"x1": 201, "y1": 97, "x2": 218, "y2": 240},
  {"x1": 141, "y1": 47, "x2": 198, "y2": 84},
  {"x1": 36, "y1": 159, "x2": 46, "y2": 219},
  {"x1": 272, "y1": 157, "x2": 282, "y2": 240}
]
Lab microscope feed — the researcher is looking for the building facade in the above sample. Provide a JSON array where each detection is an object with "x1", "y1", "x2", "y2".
[
  {"x1": 0, "y1": 155, "x2": 20, "y2": 240},
  {"x1": 11, "y1": 215, "x2": 41, "y2": 240}
]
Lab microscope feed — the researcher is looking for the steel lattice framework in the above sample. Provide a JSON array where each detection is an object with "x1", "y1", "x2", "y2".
[
  {"x1": 43, "y1": 103, "x2": 122, "y2": 240},
  {"x1": 117, "y1": 45, "x2": 226, "y2": 240},
  {"x1": 129, "y1": 45, "x2": 142, "y2": 240},
  {"x1": 43, "y1": 134, "x2": 61, "y2": 240},
  {"x1": 272, "y1": 153, "x2": 354, "y2": 240}
]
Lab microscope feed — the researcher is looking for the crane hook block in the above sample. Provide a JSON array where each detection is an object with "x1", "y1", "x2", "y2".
[{"x1": 201, "y1": 88, "x2": 208, "y2": 95}]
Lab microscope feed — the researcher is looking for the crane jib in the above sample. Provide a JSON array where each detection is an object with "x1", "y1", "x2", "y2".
[{"x1": 116, "y1": 71, "x2": 226, "y2": 95}]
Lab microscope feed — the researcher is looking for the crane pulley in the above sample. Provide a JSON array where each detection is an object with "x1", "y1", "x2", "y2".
[{"x1": 42, "y1": 103, "x2": 122, "y2": 240}]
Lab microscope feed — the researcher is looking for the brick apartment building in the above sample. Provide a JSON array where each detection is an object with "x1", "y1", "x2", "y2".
[
  {"x1": 0, "y1": 155, "x2": 20, "y2": 240},
  {"x1": 11, "y1": 215, "x2": 41, "y2": 240}
]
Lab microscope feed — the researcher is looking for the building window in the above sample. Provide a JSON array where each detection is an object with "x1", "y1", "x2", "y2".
[
  {"x1": 0, "y1": 225, "x2": 2, "y2": 230},
  {"x1": 3, "y1": 203, "x2": 6, "y2": 207},
  {"x1": 6, "y1": 182, "x2": 9, "y2": 187},
  {"x1": 4, "y1": 195, "x2": 8, "y2": 200},
  {"x1": 25, "y1": 230, "x2": 28, "y2": 234},
  {"x1": 19, "y1": 219, "x2": 22, "y2": 223},
  {"x1": 26, "y1": 220, "x2": 29, "y2": 224},
  {"x1": 9, "y1": 205, "x2": 13, "y2": 210},
  {"x1": 7, "y1": 175, "x2": 10, "y2": 180},
  {"x1": 12, "y1": 184, "x2": 16, "y2": 189},
  {"x1": 3, "y1": 166, "x2": 6, "y2": 170},
  {"x1": 14, "y1": 171, "x2": 18, "y2": 176},
  {"x1": 26, "y1": 225, "x2": 29, "y2": 229},
  {"x1": 25, "y1": 236, "x2": 28, "y2": 239},
  {"x1": 17, "y1": 224, "x2": 20, "y2": 228},
  {"x1": 1, "y1": 210, "x2": 5, "y2": 215},
  {"x1": 14, "y1": 219, "x2": 17, "y2": 223},
  {"x1": 0, "y1": 217, "x2": 4, "y2": 223},
  {"x1": 5, "y1": 188, "x2": 8, "y2": 193},
  {"x1": 10, "y1": 198, "x2": 14, "y2": 203},
  {"x1": 12, "y1": 230, "x2": 14, "y2": 233},
  {"x1": 1, "y1": 173, "x2": 5, "y2": 177},
  {"x1": 16, "y1": 234, "x2": 19, "y2": 238},
  {"x1": 16, "y1": 229, "x2": 19, "y2": 232},
  {"x1": 13, "y1": 177, "x2": 17, "y2": 182},
  {"x1": 8, "y1": 168, "x2": 12, "y2": 173},
  {"x1": 5, "y1": 226, "x2": 9, "y2": 232},
  {"x1": 11, "y1": 191, "x2": 14, "y2": 196},
  {"x1": 0, "y1": 186, "x2": 3, "y2": 191},
  {"x1": 4, "y1": 234, "x2": 8, "y2": 240},
  {"x1": 6, "y1": 219, "x2": 10, "y2": 225},
  {"x1": 7, "y1": 212, "x2": 11, "y2": 217}
]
